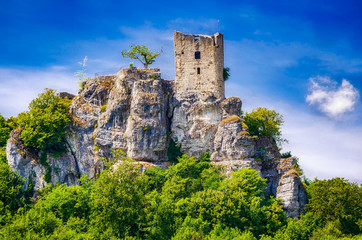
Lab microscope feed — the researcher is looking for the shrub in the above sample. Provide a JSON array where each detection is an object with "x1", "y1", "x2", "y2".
[
  {"x1": 223, "y1": 67, "x2": 230, "y2": 81},
  {"x1": 167, "y1": 135, "x2": 183, "y2": 164},
  {"x1": 281, "y1": 151, "x2": 292, "y2": 158},
  {"x1": 17, "y1": 89, "x2": 71, "y2": 154},
  {"x1": 243, "y1": 107, "x2": 285, "y2": 145}
]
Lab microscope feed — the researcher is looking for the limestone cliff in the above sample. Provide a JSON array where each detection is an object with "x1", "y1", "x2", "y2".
[
  {"x1": 7, "y1": 67, "x2": 306, "y2": 217},
  {"x1": 6, "y1": 31, "x2": 307, "y2": 217}
]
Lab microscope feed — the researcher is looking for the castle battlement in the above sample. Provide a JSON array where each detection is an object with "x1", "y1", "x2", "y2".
[{"x1": 174, "y1": 31, "x2": 225, "y2": 99}]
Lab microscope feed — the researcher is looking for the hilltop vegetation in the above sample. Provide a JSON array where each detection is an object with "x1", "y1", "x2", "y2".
[
  {"x1": 0, "y1": 151, "x2": 361, "y2": 239},
  {"x1": 0, "y1": 89, "x2": 361, "y2": 239}
]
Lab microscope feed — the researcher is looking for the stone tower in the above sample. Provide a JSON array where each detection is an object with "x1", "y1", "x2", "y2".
[{"x1": 174, "y1": 31, "x2": 225, "y2": 99}]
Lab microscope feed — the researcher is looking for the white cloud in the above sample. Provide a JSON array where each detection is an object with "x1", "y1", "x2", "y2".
[
  {"x1": 306, "y1": 76, "x2": 360, "y2": 118},
  {"x1": 283, "y1": 110, "x2": 362, "y2": 183},
  {"x1": 0, "y1": 67, "x2": 77, "y2": 118},
  {"x1": 226, "y1": 82, "x2": 362, "y2": 183},
  {"x1": 1, "y1": 20, "x2": 361, "y2": 183}
]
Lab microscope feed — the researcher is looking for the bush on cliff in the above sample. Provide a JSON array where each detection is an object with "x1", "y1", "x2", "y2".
[
  {"x1": 17, "y1": 89, "x2": 71, "y2": 154},
  {"x1": 243, "y1": 107, "x2": 285, "y2": 144}
]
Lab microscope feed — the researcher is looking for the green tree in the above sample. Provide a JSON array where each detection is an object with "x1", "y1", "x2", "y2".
[
  {"x1": 121, "y1": 44, "x2": 161, "y2": 68},
  {"x1": 17, "y1": 89, "x2": 71, "y2": 154},
  {"x1": 219, "y1": 168, "x2": 286, "y2": 237},
  {"x1": 0, "y1": 114, "x2": 12, "y2": 148},
  {"x1": 0, "y1": 175, "x2": 93, "y2": 239},
  {"x1": 167, "y1": 136, "x2": 183, "y2": 164},
  {"x1": 306, "y1": 178, "x2": 362, "y2": 235},
  {"x1": 271, "y1": 212, "x2": 319, "y2": 240},
  {"x1": 89, "y1": 156, "x2": 145, "y2": 239},
  {"x1": 207, "y1": 224, "x2": 256, "y2": 240},
  {"x1": 243, "y1": 107, "x2": 285, "y2": 144},
  {"x1": 0, "y1": 162, "x2": 24, "y2": 224},
  {"x1": 37, "y1": 184, "x2": 92, "y2": 223},
  {"x1": 140, "y1": 166, "x2": 167, "y2": 193},
  {"x1": 0, "y1": 150, "x2": 6, "y2": 164}
]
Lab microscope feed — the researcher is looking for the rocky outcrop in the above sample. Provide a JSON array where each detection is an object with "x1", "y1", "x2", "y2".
[
  {"x1": 276, "y1": 157, "x2": 308, "y2": 218},
  {"x1": 170, "y1": 91, "x2": 223, "y2": 158},
  {"x1": 7, "y1": 129, "x2": 78, "y2": 189},
  {"x1": 6, "y1": 67, "x2": 307, "y2": 217},
  {"x1": 66, "y1": 67, "x2": 171, "y2": 179},
  {"x1": 254, "y1": 136, "x2": 307, "y2": 218}
]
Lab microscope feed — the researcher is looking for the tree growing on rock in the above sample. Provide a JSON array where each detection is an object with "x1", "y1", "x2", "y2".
[
  {"x1": 121, "y1": 44, "x2": 161, "y2": 68},
  {"x1": 17, "y1": 88, "x2": 71, "y2": 154},
  {"x1": 243, "y1": 107, "x2": 285, "y2": 145}
]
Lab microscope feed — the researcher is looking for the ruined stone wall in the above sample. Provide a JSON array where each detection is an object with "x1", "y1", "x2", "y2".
[{"x1": 174, "y1": 31, "x2": 224, "y2": 99}]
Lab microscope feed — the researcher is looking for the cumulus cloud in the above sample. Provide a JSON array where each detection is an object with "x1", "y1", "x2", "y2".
[
  {"x1": 226, "y1": 82, "x2": 362, "y2": 183},
  {"x1": 306, "y1": 76, "x2": 360, "y2": 118}
]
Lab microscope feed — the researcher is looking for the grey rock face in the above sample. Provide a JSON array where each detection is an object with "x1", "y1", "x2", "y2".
[
  {"x1": 170, "y1": 91, "x2": 223, "y2": 158},
  {"x1": 6, "y1": 130, "x2": 78, "y2": 190},
  {"x1": 275, "y1": 157, "x2": 308, "y2": 218},
  {"x1": 211, "y1": 116, "x2": 255, "y2": 164},
  {"x1": 221, "y1": 97, "x2": 242, "y2": 119},
  {"x1": 125, "y1": 78, "x2": 168, "y2": 162},
  {"x1": 255, "y1": 137, "x2": 307, "y2": 218},
  {"x1": 6, "y1": 67, "x2": 307, "y2": 217}
]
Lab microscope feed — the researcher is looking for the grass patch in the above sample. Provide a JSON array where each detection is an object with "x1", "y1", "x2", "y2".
[{"x1": 220, "y1": 115, "x2": 240, "y2": 125}]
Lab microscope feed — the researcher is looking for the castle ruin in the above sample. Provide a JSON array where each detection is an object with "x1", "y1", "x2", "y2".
[
  {"x1": 174, "y1": 31, "x2": 225, "y2": 99},
  {"x1": 7, "y1": 30, "x2": 307, "y2": 218}
]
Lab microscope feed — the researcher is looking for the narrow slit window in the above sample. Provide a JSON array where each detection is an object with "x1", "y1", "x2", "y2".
[
  {"x1": 197, "y1": 68, "x2": 200, "y2": 74},
  {"x1": 195, "y1": 51, "x2": 201, "y2": 59}
]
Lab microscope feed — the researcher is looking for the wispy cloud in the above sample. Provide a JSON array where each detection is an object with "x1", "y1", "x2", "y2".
[
  {"x1": 306, "y1": 76, "x2": 360, "y2": 118},
  {"x1": 0, "y1": 67, "x2": 76, "y2": 118},
  {"x1": 283, "y1": 109, "x2": 362, "y2": 183}
]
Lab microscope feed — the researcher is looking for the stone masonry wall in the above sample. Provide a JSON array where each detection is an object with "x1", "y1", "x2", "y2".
[{"x1": 174, "y1": 31, "x2": 224, "y2": 99}]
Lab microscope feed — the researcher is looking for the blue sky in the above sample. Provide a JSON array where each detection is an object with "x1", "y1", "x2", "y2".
[{"x1": 0, "y1": 0, "x2": 361, "y2": 182}]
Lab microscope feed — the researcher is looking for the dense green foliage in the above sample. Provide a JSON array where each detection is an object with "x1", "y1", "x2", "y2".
[
  {"x1": 1, "y1": 91, "x2": 361, "y2": 239},
  {"x1": 0, "y1": 161, "x2": 29, "y2": 226},
  {"x1": 243, "y1": 107, "x2": 285, "y2": 145},
  {"x1": 121, "y1": 45, "x2": 161, "y2": 68},
  {"x1": 167, "y1": 135, "x2": 183, "y2": 164},
  {"x1": 0, "y1": 114, "x2": 32, "y2": 225},
  {"x1": 0, "y1": 152, "x2": 360, "y2": 239},
  {"x1": 0, "y1": 115, "x2": 12, "y2": 148},
  {"x1": 16, "y1": 89, "x2": 71, "y2": 154},
  {"x1": 306, "y1": 178, "x2": 362, "y2": 235},
  {"x1": 0, "y1": 114, "x2": 13, "y2": 165}
]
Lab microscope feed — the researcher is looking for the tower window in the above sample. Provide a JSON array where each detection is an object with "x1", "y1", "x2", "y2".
[
  {"x1": 194, "y1": 36, "x2": 200, "y2": 42},
  {"x1": 197, "y1": 68, "x2": 200, "y2": 74},
  {"x1": 195, "y1": 51, "x2": 201, "y2": 59}
]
